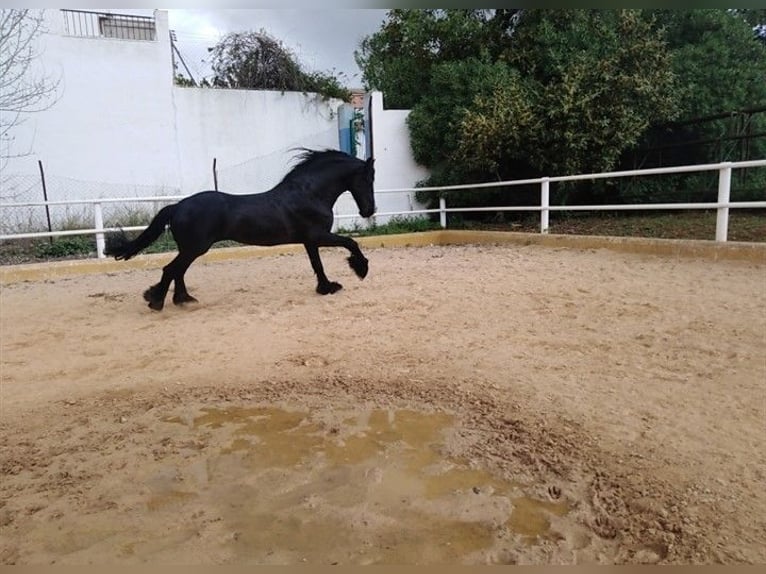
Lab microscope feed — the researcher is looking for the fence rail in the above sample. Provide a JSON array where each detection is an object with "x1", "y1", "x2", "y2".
[{"x1": 1, "y1": 160, "x2": 764, "y2": 259}]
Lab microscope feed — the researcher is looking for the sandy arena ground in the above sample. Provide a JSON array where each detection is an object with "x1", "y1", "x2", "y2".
[{"x1": 0, "y1": 242, "x2": 764, "y2": 565}]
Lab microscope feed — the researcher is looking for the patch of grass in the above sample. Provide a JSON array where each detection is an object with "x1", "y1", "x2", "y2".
[
  {"x1": 105, "y1": 205, "x2": 164, "y2": 229},
  {"x1": 339, "y1": 215, "x2": 442, "y2": 237},
  {"x1": 141, "y1": 230, "x2": 178, "y2": 254},
  {"x1": 57, "y1": 211, "x2": 94, "y2": 232},
  {"x1": 34, "y1": 236, "x2": 95, "y2": 260}
]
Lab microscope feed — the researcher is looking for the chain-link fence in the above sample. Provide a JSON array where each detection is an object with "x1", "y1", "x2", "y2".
[
  {"x1": 0, "y1": 172, "x2": 180, "y2": 235},
  {"x1": 216, "y1": 129, "x2": 338, "y2": 193},
  {"x1": 1, "y1": 130, "x2": 350, "y2": 237}
]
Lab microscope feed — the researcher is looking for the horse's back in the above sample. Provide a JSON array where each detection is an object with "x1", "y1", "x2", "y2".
[
  {"x1": 170, "y1": 190, "x2": 293, "y2": 246},
  {"x1": 180, "y1": 190, "x2": 225, "y2": 206},
  {"x1": 169, "y1": 191, "x2": 231, "y2": 243}
]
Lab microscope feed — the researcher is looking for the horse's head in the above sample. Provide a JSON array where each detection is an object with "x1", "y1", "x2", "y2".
[
  {"x1": 283, "y1": 149, "x2": 376, "y2": 217},
  {"x1": 349, "y1": 157, "x2": 376, "y2": 218}
]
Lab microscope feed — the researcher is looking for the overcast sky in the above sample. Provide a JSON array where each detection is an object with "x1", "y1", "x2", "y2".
[{"x1": 162, "y1": 9, "x2": 389, "y2": 87}]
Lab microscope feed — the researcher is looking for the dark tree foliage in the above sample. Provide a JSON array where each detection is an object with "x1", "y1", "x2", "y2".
[
  {"x1": 357, "y1": 9, "x2": 766, "y2": 209},
  {"x1": 617, "y1": 10, "x2": 766, "y2": 203},
  {"x1": 355, "y1": 9, "x2": 520, "y2": 110}
]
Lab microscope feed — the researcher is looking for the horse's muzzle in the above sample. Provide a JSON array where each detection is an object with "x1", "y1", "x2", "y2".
[{"x1": 360, "y1": 206, "x2": 377, "y2": 218}]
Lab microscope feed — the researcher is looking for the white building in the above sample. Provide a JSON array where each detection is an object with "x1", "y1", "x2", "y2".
[{"x1": 1, "y1": 9, "x2": 426, "y2": 231}]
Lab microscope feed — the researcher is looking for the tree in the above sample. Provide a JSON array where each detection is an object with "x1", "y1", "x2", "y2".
[
  {"x1": 476, "y1": 10, "x2": 677, "y2": 177},
  {"x1": 0, "y1": 9, "x2": 60, "y2": 164},
  {"x1": 355, "y1": 9, "x2": 520, "y2": 110},
  {"x1": 617, "y1": 10, "x2": 766, "y2": 202},
  {"x1": 208, "y1": 29, "x2": 350, "y2": 101},
  {"x1": 360, "y1": 10, "x2": 677, "y2": 203},
  {"x1": 730, "y1": 8, "x2": 766, "y2": 43},
  {"x1": 408, "y1": 62, "x2": 544, "y2": 209},
  {"x1": 649, "y1": 10, "x2": 766, "y2": 119},
  {"x1": 359, "y1": 9, "x2": 765, "y2": 210}
]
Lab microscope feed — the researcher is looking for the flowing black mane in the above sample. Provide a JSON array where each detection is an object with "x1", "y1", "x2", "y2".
[{"x1": 280, "y1": 148, "x2": 363, "y2": 184}]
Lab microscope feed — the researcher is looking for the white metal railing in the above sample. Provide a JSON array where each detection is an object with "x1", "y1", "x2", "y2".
[
  {"x1": 61, "y1": 9, "x2": 157, "y2": 41},
  {"x1": 0, "y1": 160, "x2": 764, "y2": 259}
]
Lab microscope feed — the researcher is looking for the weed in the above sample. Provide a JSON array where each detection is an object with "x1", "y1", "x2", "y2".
[
  {"x1": 34, "y1": 236, "x2": 94, "y2": 259},
  {"x1": 339, "y1": 215, "x2": 441, "y2": 237}
]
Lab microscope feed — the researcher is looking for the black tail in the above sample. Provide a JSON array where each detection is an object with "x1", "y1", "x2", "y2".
[{"x1": 104, "y1": 204, "x2": 177, "y2": 261}]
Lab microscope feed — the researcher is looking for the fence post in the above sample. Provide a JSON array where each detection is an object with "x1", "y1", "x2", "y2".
[
  {"x1": 38, "y1": 160, "x2": 53, "y2": 244},
  {"x1": 715, "y1": 162, "x2": 732, "y2": 242},
  {"x1": 439, "y1": 196, "x2": 447, "y2": 229},
  {"x1": 540, "y1": 177, "x2": 550, "y2": 234},
  {"x1": 94, "y1": 202, "x2": 105, "y2": 259}
]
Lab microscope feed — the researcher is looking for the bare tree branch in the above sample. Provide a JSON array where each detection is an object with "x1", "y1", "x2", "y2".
[{"x1": 0, "y1": 9, "x2": 61, "y2": 164}]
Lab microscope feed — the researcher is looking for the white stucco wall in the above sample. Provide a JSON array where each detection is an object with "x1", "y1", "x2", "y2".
[
  {"x1": 173, "y1": 88, "x2": 341, "y2": 194},
  {"x1": 5, "y1": 10, "x2": 178, "y2": 195},
  {"x1": 364, "y1": 91, "x2": 430, "y2": 225},
  {"x1": 366, "y1": 92, "x2": 429, "y2": 190},
  {"x1": 1, "y1": 11, "x2": 430, "y2": 233},
  {"x1": 331, "y1": 91, "x2": 430, "y2": 230}
]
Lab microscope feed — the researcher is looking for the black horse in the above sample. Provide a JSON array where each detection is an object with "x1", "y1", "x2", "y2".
[{"x1": 104, "y1": 149, "x2": 376, "y2": 311}]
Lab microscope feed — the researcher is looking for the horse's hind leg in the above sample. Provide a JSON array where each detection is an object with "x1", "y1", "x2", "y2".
[
  {"x1": 173, "y1": 275, "x2": 198, "y2": 305},
  {"x1": 144, "y1": 266, "x2": 174, "y2": 311},
  {"x1": 143, "y1": 251, "x2": 200, "y2": 310},
  {"x1": 171, "y1": 251, "x2": 205, "y2": 306}
]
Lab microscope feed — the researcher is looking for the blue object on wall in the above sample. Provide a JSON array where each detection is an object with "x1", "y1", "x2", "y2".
[{"x1": 337, "y1": 103, "x2": 355, "y2": 155}]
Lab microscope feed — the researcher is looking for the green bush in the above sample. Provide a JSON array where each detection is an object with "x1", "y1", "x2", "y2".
[{"x1": 35, "y1": 236, "x2": 95, "y2": 259}]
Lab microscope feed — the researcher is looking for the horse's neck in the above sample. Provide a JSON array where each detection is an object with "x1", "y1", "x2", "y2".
[
  {"x1": 291, "y1": 173, "x2": 349, "y2": 204},
  {"x1": 322, "y1": 181, "x2": 350, "y2": 204}
]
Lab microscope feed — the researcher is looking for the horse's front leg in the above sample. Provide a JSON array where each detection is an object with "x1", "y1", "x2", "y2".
[
  {"x1": 304, "y1": 233, "x2": 369, "y2": 295},
  {"x1": 304, "y1": 243, "x2": 343, "y2": 294},
  {"x1": 314, "y1": 232, "x2": 368, "y2": 278}
]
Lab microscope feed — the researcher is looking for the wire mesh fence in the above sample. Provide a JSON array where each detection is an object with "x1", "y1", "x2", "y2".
[
  {"x1": 216, "y1": 129, "x2": 339, "y2": 194},
  {"x1": 0, "y1": 173, "x2": 179, "y2": 235},
  {"x1": 0, "y1": 130, "x2": 348, "y2": 236}
]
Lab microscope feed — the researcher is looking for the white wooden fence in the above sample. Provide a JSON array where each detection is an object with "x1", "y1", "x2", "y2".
[{"x1": 1, "y1": 160, "x2": 764, "y2": 259}]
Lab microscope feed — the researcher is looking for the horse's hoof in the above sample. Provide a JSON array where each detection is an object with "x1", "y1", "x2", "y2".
[
  {"x1": 143, "y1": 286, "x2": 165, "y2": 310},
  {"x1": 316, "y1": 281, "x2": 343, "y2": 295},
  {"x1": 173, "y1": 294, "x2": 198, "y2": 306},
  {"x1": 348, "y1": 255, "x2": 368, "y2": 279},
  {"x1": 143, "y1": 285, "x2": 164, "y2": 301}
]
